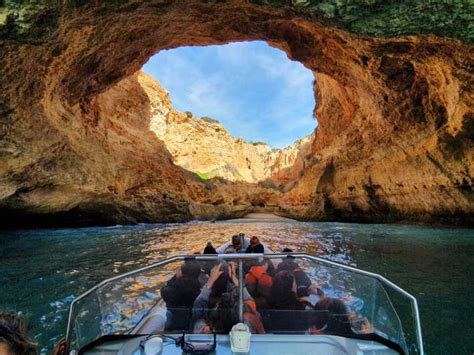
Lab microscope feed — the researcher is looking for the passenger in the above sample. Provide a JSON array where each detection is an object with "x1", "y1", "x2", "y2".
[
  {"x1": 264, "y1": 270, "x2": 311, "y2": 332},
  {"x1": 244, "y1": 260, "x2": 273, "y2": 309},
  {"x1": 203, "y1": 242, "x2": 217, "y2": 254},
  {"x1": 269, "y1": 271, "x2": 306, "y2": 311},
  {"x1": 161, "y1": 261, "x2": 202, "y2": 330},
  {"x1": 218, "y1": 233, "x2": 249, "y2": 254},
  {"x1": 275, "y1": 257, "x2": 300, "y2": 274},
  {"x1": 0, "y1": 313, "x2": 36, "y2": 355},
  {"x1": 226, "y1": 234, "x2": 243, "y2": 253},
  {"x1": 310, "y1": 297, "x2": 354, "y2": 336},
  {"x1": 245, "y1": 236, "x2": 264, "y2": 253},
  {"x1": 192, "y1": 263, "x2": 265, "y2": 334}
]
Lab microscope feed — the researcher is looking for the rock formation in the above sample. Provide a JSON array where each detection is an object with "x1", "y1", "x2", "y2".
[
  {"x1": 0, "y1": 1, "x2": 472, "y2": 227},
  {"x1": 141, "y1": 71, "x2": 313, "y2": 184}
]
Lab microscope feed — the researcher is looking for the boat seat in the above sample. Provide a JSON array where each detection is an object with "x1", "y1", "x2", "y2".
[{"x1": 260, "y1": 309, "x2": 312, "y2": 333}]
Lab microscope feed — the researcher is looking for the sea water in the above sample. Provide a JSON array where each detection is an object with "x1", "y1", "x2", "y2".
[{"x1": 0, "y1": 220, "x2": 473, "y2": 354}]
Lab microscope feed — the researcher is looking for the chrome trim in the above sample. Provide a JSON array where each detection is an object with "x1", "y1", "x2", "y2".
[
  {"x1": 238, "y1": 259, "x2": 244, "y2": 323},
  {"x1": 66, "y1": 253, "x2": 424, "y2": 354}
]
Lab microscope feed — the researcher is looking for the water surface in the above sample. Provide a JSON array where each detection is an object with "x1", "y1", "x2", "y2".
[{"x1": 0, "y1": 220, "x2": 473, "y2": 354}]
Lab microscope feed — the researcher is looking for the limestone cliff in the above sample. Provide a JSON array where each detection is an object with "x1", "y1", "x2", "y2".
[
  {"x1": 0, "y1": 1, "x2": 472, "y2": 227},
  {"x1": 140, "y1": 71, "x2": 313, "y2": 184}
]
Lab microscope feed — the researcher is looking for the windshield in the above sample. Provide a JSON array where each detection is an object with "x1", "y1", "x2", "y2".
[{"x1": 66, "y1": 254, "x2": 423, "y2": 354}]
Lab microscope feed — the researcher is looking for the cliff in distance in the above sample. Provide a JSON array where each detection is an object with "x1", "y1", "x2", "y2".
[{"x1": 142, "y1": 71, "x2": 313, "y2": 185}]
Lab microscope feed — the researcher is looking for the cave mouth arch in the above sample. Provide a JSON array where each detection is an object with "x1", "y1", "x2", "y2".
[
  {"x1": 2, "y1": 1, "x2": 471, "y2": 229},
  {"x1": 143, "y1": 40, "x2": 317, "y2": 149},
  {"x1": 141, "y1": 40, "x2": 317, "y2": 184}
]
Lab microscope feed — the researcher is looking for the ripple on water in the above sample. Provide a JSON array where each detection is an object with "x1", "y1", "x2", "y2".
[{"x1": 0, "y1": 220, "x2": 473, "y2": 354}]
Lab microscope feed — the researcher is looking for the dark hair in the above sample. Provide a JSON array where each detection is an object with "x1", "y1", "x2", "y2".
[
  {"x1": 209, "y1": 272, "x2": 231, "y2": 308},
  {"x1": 162, "y1": 277, "x2": 201, "y2": 308},
  {"x1": 208, "y1": 292, "x2": 238, "y2": 333},
  {"x1": 275, "y1": 259, "x2": 299, "y2": 274},
  {"x1": 0, "y1": 313, "x2": 36, "y2": 355},
  {"x1": 181, "y1": 260, "x2": 202, "y2": 278},
  {"x1": 282, "y1": 248, "x2": 293, "y2": 253},
  {"x1": 203, "y1": 242, "x2": 217, "y2": 254},
  {"x1": 270, "y1": 271, "x2": 304, "y2": 310},
  {"x1": 312, "y1": 298, "x2": 353, "y2": 336}
]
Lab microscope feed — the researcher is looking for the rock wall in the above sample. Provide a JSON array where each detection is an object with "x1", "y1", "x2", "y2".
[
  {"x1": 141, "y1": 71, "x2": 313, "y2": 184},
  {"x1": 0, "y1": 1, "x2": 472, "y2": 227}
]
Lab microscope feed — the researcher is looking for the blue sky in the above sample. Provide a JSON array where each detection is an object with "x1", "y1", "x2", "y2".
[{"x1": 143, "y1": 41, "x2": 316, "y2": 148}]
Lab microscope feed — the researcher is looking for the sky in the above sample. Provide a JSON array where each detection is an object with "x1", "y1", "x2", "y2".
[{"x1": 143, "y1": 41, "x2": 316, "y2": 148}]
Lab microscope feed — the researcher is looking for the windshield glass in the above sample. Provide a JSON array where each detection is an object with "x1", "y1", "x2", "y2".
[{"x1": 66, "y1": 254, "x2": 422, "y2": 354}]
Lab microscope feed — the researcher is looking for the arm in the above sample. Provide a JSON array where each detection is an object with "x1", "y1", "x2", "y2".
[
  {"x1": 191, "y1": 264, "x2": 223, "y2": 324},
  {"x1": 191, "y1": 286, "x2": 212, "y2": 324}
]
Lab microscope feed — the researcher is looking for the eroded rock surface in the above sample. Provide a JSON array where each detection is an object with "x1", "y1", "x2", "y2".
[
  {"x1": 0, "y1": 1, "x2": 472, "y2": 227},
  {"x1": 141, "y1": 71, "x2": 313, "y2": 184}
]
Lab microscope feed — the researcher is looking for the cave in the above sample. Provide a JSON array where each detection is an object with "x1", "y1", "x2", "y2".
[
  {"x1": 0, "y1": 1, "x2": 472, "y2": 228},
  {"x1": 141, "y1": 41, "x2": 316, "y2": 186}
]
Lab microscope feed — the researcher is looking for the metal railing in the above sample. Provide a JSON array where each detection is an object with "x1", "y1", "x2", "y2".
[{"x1": 66, "y1": 253, "x2": 424, "y2": 354}]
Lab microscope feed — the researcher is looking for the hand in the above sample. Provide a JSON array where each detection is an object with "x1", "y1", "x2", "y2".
[
  {"x1": 308, "y1": 282, "x2": 324, "y2": 296},
  {"x1": 175, "y1": 268, "x2": 182, "y2": 279},
  {"x1": 360, "y1": 317, "x2": 374, "y2": 334},
  {"x1": 52, "y1": 338, "x2": 67, "y2": 355},
  {"x1": 359, "y1": 317, "x2": 373, "y2": 333},
  {"x1": 206, "y1": 264, "x2": 223, "y2": 288}
]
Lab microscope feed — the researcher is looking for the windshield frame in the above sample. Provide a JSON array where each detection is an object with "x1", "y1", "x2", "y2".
[{"x1": 65, "y1": 253, "x2": 424, "y2": 354}]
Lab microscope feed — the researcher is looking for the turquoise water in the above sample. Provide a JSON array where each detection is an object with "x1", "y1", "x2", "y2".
[{"x1": 0, "y1": 220, "x2": 473, "y2": 354}]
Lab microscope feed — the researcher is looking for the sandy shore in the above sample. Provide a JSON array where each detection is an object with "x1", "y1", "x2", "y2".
[{"x1": 241, "y1": 212, "x2": 295, "y2": 221}]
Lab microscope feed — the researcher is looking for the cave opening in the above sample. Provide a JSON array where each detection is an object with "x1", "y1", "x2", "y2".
[
  {"x1": 1, "y1": 1, "x2": 471, "y2": 229},
  {"x1": 141, "y1": 41, "x2": 317, "y2": 185}
]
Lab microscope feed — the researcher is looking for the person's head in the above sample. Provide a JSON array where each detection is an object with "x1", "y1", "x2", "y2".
[
  {"x1": 203, "y1": 242, "x2": 217, "y2": 254},
  {"x1": 275, "y1": 259, "x2": 299, "y2": 273},
  {"x1": 231, "y1": 235, "x2": 241, "y2": 250},
  {"x1": 312, "y1": 298, "x2": 353, "y2": 335},
  {"x1": 181, "y1": 260, "x2": 201, "y2": 278},
  {"x1": 270, "y1": 271, "x2": 300, "y2": 310},
  {"x1": 250, "y1": 236, "x2": 260, "y2": 246},
  {"x1": 0, "y1": 314, "x2": 36, "y2": 355},
  {"x1": 282, "y1": 248, "x2": 293, "y2": 253}
]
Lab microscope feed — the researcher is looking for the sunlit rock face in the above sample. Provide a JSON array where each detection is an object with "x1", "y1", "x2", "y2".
[
  {"x1": 0, "y1": 1, "x2": 472, "y2": 227},
  {"x1": 140, "y1": 71, "x2": 312, "y2": 184}
]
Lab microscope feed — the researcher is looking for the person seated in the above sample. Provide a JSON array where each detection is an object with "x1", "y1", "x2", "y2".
[
  {"x1": 275, "y1": 256, "x2": 300, "y2": 274},
  {"x1": 263, "y1": 270, "x2": 322, "y2": 332},
  {"x1": 191, "y1": 263, "x2": 265, "y2": 334},
  {"x1": 203, "y1": 242, "x2": 217, "y2": 254},
  {"x1": 217, "y1": 234, "x2": 249, "y2": 254},
  {"x1": 310, "y1": 297, "x2": 354, "y2": 336},
  {"x1": 245, "y1": 236, "x2": 264, "y2": 253},
  {"x1": 161, "y1": 261, "x2": 203, "y2": 330},
  {"x1": 244, "y1": 260, "x2": 273, "y2": 309},
  {"x1": 0, "y1": 313, "x2": 36, "y2": 355}
]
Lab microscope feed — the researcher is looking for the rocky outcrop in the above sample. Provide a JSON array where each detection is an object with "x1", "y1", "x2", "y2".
[
  {"x1": 0, "y1": 1, "x2": 472, "y2": 227},
  {"x1": 141, "y1": 71, "x2": 313, "y2": 184}
]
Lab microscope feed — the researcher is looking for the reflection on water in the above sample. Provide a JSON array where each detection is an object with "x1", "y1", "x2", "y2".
[{"x1": 0, "y1": 220, "x2": 473, "y2": 354}]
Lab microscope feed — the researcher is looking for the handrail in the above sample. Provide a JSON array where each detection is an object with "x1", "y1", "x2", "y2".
[{"x1": 66, "y1": 253, "x2": 424, "y2": 354}]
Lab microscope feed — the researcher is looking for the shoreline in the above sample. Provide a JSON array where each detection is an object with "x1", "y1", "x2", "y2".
[{"x1": 240, "y1": 212, "x2": 296, "y2": 221}]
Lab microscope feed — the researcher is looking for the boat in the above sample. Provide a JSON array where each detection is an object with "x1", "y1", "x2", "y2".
[{"x1": 64, "y1": 236, "x2": 424, "y2": 354}]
